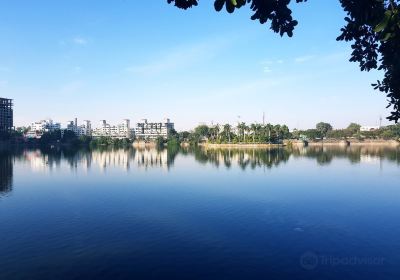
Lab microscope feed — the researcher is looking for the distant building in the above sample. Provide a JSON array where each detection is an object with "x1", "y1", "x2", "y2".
[
  {"x1": 135, "y1": 118, "x2": 174, "y2": 140},
  {"x1": 92, "y1": 119, "x2": 132, "y2": 139},
  {"x1": 27, "y1": 119, "x2": 61, "y2": 138},
  {"x1": 0, "y1": 97, "x2": 13, "y2": 133},
  {"x1": 360, "y1": 126, "x2": 380, "y2": 132},
  {"x1": 66, "y1": 118, "x2": 91, "y2": 137}
]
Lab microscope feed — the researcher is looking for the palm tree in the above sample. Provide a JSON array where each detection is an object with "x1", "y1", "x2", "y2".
[
  {"x1": 255, "y1": 124, "x2": 262, "y2": 143},
  {"x1": 214, "y1": 124, "x2": 220, "y2": 141},
  {"x1": 250, "y1": 123, "x2": 257, "y2": 143},
  {"x1": 237, "y1": 122, "x2": 246, "y2": 143},
  {"x1": 223, "y1": 124, "x2": 231, "y2": 143},
  {"x1": 244, "y1": 124, "x2": 250, "y2": 143}
]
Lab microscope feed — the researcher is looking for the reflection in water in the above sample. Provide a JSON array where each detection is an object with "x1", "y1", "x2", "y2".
[
  {"x1": 17, "y1": 147, "x2": 179, "y2": 172},
  {"x1": 291, "y1": 145, "x2": 400, "y2": 166},
  {"x1": 1, "y1": 145, "x2": 399, "y2": 190},
  {"x1": 1, "y1": 145, "x2": 399, "y2": 280},
  {"x1": 194, "y1": 147, "x2": 291, "y2": 170},
  {"x1": 0, "y1": 151, "x2": 13, "y2": 195},
  {"x1": 194, "y1": 145, "x2": 400, "y2": 169}
]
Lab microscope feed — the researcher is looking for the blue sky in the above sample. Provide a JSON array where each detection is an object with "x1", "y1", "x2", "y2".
[{"x1": 0, "y1": 0, "x2": 390, "y2": 130}]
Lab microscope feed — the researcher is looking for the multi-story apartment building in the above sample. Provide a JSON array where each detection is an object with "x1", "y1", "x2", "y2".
[
  {"x1": 92, "y1": 119, "x2": 132, "y2": 139},
  {"x1": 135, "y1": 118, "x2": 174, "y2": 140},
  {"x1": 360, "y1": 126, "x2": 380, "y2": 132},
  {"x1": 27, "y1": 119, "x2": 61, "y2": 138},
  {"x1": 0, "y1": 97, "x2": 13, "y2": 133},
  {"x1": 66, "y1": 118, "x2": 91, "y2": 137}
]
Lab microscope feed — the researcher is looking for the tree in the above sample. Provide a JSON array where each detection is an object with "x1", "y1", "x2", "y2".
[
  {"x1": 250, "y1": 123, "x2": 257, "y2": 143},
  {"x1": 300, "y1": 129, "x2": 321, "y2": 140},
  {"x1": 194, "y1": 125, "x2": 209, "y2": 138},
  {"x1": 214, "y1": 124, "x2": 220, "y2": 141},
  {"x1": 223, "y1": 124, "x2": 232, "y2": 142},
  {"x1": 62, "y1": 130, "x2": 77, "y2": 143},
  {"x1": 179, "y1": 131, "x2": 191, "y2": 141},
  {"x1": 167, "y1": 0, "x2": 400, "y2": 122},
  {"x1": 316, "y1": 122, "x2": 333, "y2": 138},
  {"x1": 237, "y1": 122, "x2": 247, "y2": 142},
  {"x1": 155, "y1": 136, "x2": 165, "y2": 148},
  {"x1": 40, "y1": 130, "x2": 62, "y2": 146},
  {"x1": 347, "y1": 123, "x2": 361, "y2": 134}
]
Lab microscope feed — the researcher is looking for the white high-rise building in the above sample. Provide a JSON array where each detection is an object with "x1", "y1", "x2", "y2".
[
  {"x1": 66, "y1": 118, "x2": 92, "y2": 137},
  {"x1": 92, "y1": 119, "x2": 132, "y2": 139},
  {"x1": 26, "y1": 119, "x2": 61, "y2": 138},
  {"x1": 135, "y1": 118, "x2": 174, "y2": 140}
]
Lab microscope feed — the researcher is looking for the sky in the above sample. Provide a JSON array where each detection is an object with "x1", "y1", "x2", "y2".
[{"x1": 0, "y1": 0, "x2": 391, "y2": 131}]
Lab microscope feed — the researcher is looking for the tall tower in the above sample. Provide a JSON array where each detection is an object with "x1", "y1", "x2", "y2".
[
  {"x1": 124, "y1": 119, "x2": 130, "y2": 138},
  {"x1": 84, "y1": 120, "x2": 91, "y2": 136},
  {"x1": 0, "y1": 98, "x2": 13, "y2": 132}
]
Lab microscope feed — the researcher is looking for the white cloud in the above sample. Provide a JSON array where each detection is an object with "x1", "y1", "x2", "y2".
[
  {"x1": 59, "y1": 81, "x2": 84, "y2": 94},
  {"x1": 73, "y1": 37, "x2": 88, "y2": 45},
  {"x1": 260, "y1": 59, "x2": 284, "y2": 65},
  {"x1": 263, "y1": 66, "x2": 272, "y2": 73},
  {"x1": 74, "y1": 66, "x2": 82, "y2": 74},
  {"x1": 320, "y1": 51, "x2": 348, "y2": 63},
  {"x1": 126, "y1": 38, "x2": 230, "y2": 76},
  {"x1": 295, "y1": 55, "x2": 316, "y2": 63},
  {"x1": 260, "y1": 59, "x2": 284, "y2": 73}
]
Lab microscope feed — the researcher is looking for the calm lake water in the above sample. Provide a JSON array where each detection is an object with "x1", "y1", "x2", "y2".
[{"x1": 1, "y1": 145, "x2": 400, "y2": 279}]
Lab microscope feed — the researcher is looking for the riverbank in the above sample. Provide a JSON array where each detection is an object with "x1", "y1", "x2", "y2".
[
  {"x1": 306, "y1": 139, "x2": 400, "y2": 146},
  {"x1": 196, "y1": 139, "x2": 400, "y2": 149},
  {"x1": 198, "y1": 143, "x2": 284, "y2": 149},
  {"x1": 132, "y1": 141, "x2": 157, "y2": 148}
]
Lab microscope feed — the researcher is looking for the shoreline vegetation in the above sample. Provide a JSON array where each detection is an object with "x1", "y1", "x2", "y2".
[
  {"x1": 1, "y1": 121, "x2": 400, "y2": 149},
  {"x1": 197, "y1": 140, "x2": 400, "y2": 149},
  {"x1": 170, "y1": 122, "x2": 400, "y2": 148}
]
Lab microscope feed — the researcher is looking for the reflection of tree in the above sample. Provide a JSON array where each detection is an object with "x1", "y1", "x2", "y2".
[
  {"x1": 0, "y1": 151, "x2": 13, "y2": 195},
  {"x1": 166, "y1": 145, "x2": 179, "y2": 167},
  {"x1": 191, "y1": 147, "x2": 291, "y2": 170},
  {"x1": 290, "y1": 146, "x2": 400, "y2": 166},
  {"x1": 3, "y1": 145, "x2": 399, "y2": 178},
  {"x1": 190, "y1": 145, "x2": 400, "y2": 169}
]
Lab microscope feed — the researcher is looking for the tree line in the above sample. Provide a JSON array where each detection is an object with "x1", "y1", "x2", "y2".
[
  {"x1": 170, "y1": 122, "x2": 400, "y2": 145},
  {"x1": 3, "y1": 121, "x2": 400, "y2": 148}
]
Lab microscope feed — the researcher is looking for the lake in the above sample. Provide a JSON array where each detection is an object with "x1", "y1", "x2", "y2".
[{"x1": 0, "y1": 145, "x2": 399, "y2": 279}]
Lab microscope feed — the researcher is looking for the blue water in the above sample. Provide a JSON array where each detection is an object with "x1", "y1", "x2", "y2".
[{"x1": 0, "y1": 146, "x2": 399, "y2": 279}]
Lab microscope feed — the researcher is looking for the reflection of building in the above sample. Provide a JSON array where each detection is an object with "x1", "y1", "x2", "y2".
[
  {"x1": 89, "y1": 149, "x2": 134, "y2": 170},
  {"x1": 0, "y1": 152, "x2": 13, "y2": 194},
  {"x1": 88, "y1": 148, "x2": 169, "y2": 170},
  {"x1": 0, "y1": 97, "x2": 13, "y2": 132},
  {"x1": 92, "y1": 119, "x2": 132, "y2": 139},
  {"x1": 20, "y1": 148, "x2": 173, "y2": 172},
  {"x1": 135, "y1": 118, "x2": 174, "y2": 139},
  {"x1": 22, "y1": 150, "x2": 61, "y2": 172},
  {"x1": 134, "y1": 148, "x2": 168, "y2": 169},
  {"x1": 360, "y1": 154, "x2": 380, "y2": 164}
]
